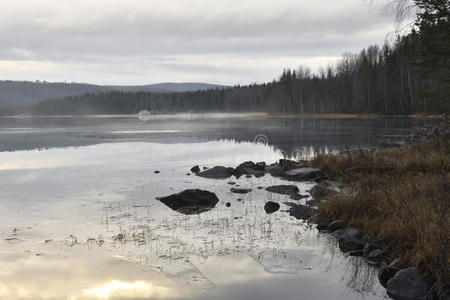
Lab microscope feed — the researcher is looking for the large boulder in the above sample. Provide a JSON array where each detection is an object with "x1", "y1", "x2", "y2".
[
  {"x1": 264, "y1": 201, "x2": 280, "y2": 214},
  {"x1": 282, "y1": 168, "x2": 322, "y2": 181},
  {"x1": 386, "y1": 267, "x2": 430, "y2": 300},
  {"x1": 156, "y1": 189, "x2": 219, "y2": 215},
  {"x1": 265, "y1": 185, "x2": 299, "y2": 195},
  {"x1": 197, "y1": 166, "x2": 234, "y2": 179}
]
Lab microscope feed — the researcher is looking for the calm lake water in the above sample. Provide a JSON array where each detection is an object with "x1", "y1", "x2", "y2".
[{"x1": 0, "y1": 114, "x2": 428, "y2": 299}]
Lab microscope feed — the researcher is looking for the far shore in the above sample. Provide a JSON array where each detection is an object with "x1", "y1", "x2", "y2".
[{"x1": 0, "y1": 112, "x2": 446, "y2": 119}]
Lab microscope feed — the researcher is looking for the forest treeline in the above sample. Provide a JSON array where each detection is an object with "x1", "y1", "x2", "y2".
[{"x1": 30, "y1": 0, "x2": 449, "y2": 115}]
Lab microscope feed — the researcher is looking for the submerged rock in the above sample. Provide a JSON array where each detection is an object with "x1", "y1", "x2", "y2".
[
  {"x1": 290, "y1": 193, "x2": 308, "y2": 200},
  {"x1": 156, "y1": 189, "x2": 219, "y2": 215},
  {"x1": 265, "y1": 185, "x2": 299, "y2": 195},
  {"x1": 386, "y1": 267, "x2": 430, "y2": 300},
  {"x1": 264, "y1": 201, "x2": 280, "y2": 214},
  {"x1": 289, "y1": 204, "x2": 313, "y2": 220},
  {"x1": 197, "y1": 166, "x2": 234, "y2": 179},
  {"x1": 230, "y1": 187, "x2": 252, "y2": 194}
]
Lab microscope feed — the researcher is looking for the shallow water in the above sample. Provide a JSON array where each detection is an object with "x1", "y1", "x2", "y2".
[{"x1": 0, "y1": 114, "x2": 427, "y2": 299}]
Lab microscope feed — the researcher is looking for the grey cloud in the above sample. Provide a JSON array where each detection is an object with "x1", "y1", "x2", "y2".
[{"x1": 0, "y1": 0, "x2": 399, "y2": 84}]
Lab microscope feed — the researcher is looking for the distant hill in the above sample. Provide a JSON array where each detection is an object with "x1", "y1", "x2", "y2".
[{"x1": 0, "y1": 80, "x2": 226, "y2": 108}]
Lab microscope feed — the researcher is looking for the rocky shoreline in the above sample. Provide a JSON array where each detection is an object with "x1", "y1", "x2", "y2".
[
  {"x1": 153, "y1": 157, "x2": 446, "y2": 300},
  {"x1": 155, "y1": 119, "x2": 449, "y2": 300}
]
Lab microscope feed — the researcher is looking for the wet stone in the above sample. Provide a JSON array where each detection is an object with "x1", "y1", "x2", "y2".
[
  {"x1": 386, "y1": 267, "x2": 430, "y2": 300},
  {"x1": 197, "y1": 166, "x2": 234, "y2": 179},
  {"x1": 265, "y1": 185, "x2": 299, "y2": 195},
  {"x1": 289, "y1": 204, "x2": 313, "y2": 220},
  {"x1": 290, "y1": 193, "x2": 308, "y2": 200},
  {"x1": 156, "y1": 189, "x2": 219, "y2": 215},
  {"x1": 230, "y1": 187, "x2": 252, "y2": 194},
  {"x1": 264, "y1": 201, "x2": 280, "y2": 214},
  {"x1": 190, "y1": 165, "x2": 200, "y2": 173}
]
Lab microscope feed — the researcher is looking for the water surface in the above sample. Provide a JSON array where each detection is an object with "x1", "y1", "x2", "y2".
[{"x1": 0, "y1": 114, "x2": 426, "y2": 299}]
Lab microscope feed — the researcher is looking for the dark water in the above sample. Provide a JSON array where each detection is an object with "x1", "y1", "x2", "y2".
[{"x1": 0, "y1": 114, "x2": 427, "y2": 299}]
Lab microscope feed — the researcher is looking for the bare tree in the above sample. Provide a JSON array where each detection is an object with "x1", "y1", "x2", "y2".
[{"x1": 366, "y1": 0, "x2": 418, "y2": 35}]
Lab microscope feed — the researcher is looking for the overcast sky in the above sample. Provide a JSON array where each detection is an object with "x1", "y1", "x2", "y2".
[{"x1": 0, "y1": 0, "x2": 399, "y2": 85}]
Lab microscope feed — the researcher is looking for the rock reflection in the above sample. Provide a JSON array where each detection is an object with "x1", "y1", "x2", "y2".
[
  {"x1": 343, "y1": 257, "x2": 380, "y2": 296},
  {"x1": 100, "y1": 185, "x2": 385, "y2": 299}
]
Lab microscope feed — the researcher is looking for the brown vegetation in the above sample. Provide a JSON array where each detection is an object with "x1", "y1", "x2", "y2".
[{"x1": 310, "y1": 131, "x2": 449, "y2": 288}]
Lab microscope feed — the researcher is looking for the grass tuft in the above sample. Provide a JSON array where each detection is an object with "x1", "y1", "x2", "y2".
[{"x1": 310, "y1": 133, "x2": 450, "y2": 288}]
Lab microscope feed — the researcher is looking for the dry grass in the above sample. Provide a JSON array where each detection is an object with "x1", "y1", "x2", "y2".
[
  {"x1": 260, "y1": 113, "x2": 445, "y2": 120},
  {"x1": 262, "y1": 113, "x2": 378, "y2": 119},
  {"x1": 310, "y1": 135, "x2": 450, "y2": 288}
]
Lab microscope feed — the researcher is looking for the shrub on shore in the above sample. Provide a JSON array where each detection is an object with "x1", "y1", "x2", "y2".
[{"x1": 310, "y1": 129, "x2": 449, "y2": 289}]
